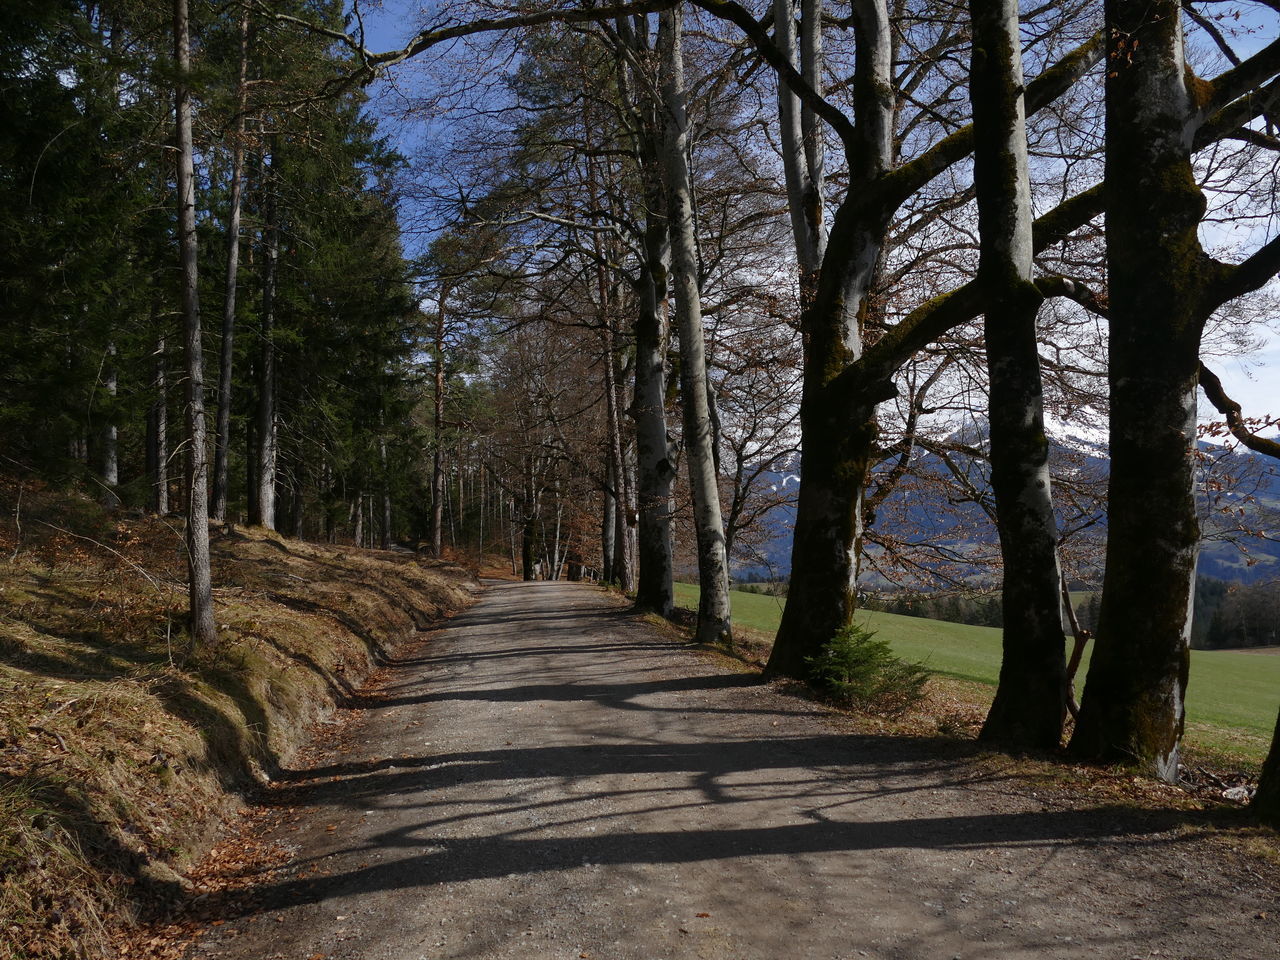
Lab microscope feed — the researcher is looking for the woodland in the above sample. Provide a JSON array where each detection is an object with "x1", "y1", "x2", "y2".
[{"x1": 5, "y1": 0, "x2": 1280, "y2": 879}]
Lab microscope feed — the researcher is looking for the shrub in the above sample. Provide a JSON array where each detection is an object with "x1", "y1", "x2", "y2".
[{"x1": 806, "y1": 622, "x2": 929, "y2": 716}]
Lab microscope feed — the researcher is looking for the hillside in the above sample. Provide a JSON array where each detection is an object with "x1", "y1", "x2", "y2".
[{"x1": 0, "y1": 480, "x2": 478, "y2": 959}]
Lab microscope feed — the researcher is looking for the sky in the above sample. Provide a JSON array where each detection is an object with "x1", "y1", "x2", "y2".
[{"x1": 346, "y1": 0, "x2": 1278, "y2": 431}]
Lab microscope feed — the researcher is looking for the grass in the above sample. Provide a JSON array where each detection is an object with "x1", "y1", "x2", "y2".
[{"x1": 675, "y1": 583, "x2": 1280, "y2": 764}]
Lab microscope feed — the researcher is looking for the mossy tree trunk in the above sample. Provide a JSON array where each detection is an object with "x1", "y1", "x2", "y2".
[
  {"x1": 1069, "y1": 0, "x2": 1220, "y2": 779},
  {"x1": 632, "y1": 270, "x2": 677, "y2": 616},
  {"x1": 1256, "y1": 711, "x2": 1280, "y2": 823},
  {"x1": 251, "y1": 153, "x2": 279, "y2": 531},
  {"x1": 969, "y1": 0, "x2": 1067, "y2": 749},
  {"x1": 767, "y1": 0, "x2": 893, "y2": 679}
]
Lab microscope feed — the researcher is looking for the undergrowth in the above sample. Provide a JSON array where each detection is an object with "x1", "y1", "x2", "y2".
[
  {"x1": 806, "y1": 623, "x2": 929, "y2": 716},
  {"x1": 0, "y1": 477, "x2": 477, "y2": 959}
]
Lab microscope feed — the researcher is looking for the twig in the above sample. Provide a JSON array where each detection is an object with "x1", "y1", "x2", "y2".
[
  {"x1": 1196, "y1": 766, "x2": 1231, "y2": 791},
  {"x1": 10, "y1": 482, "x2": 23, "y2": 561}
]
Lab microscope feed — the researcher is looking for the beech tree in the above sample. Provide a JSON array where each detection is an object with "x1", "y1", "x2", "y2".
[
  {"x1": 968, "y1": 0, "x2": 1068, "y2": 748},
  {"x1": 659, "y1": 5, "x2": 733, "y2": 644},
  {"x1": 1068, "y1": 0, "x2": 1280, "y2": 779},
  {"x1": 688, "y1": 0, "x2": 1103, "y2": 679}
]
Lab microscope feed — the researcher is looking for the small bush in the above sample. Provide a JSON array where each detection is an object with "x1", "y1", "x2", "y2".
[{"x1": 806, "y1": 622, "x2": 929, "y2": 716}]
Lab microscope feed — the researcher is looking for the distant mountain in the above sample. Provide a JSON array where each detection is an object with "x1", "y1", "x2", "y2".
[{"x1": 731, "y1": 426, "x2": 1280, "y2": 587}]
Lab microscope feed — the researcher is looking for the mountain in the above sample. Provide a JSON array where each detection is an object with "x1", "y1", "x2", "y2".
[{"x1": 731, "y1": 426, "x2": 1280, "y2": 587}]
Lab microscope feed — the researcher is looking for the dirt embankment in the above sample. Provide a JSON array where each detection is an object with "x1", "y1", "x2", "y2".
[{"x1": 0, "y1": 482, "x2": 478, "y2": 959}]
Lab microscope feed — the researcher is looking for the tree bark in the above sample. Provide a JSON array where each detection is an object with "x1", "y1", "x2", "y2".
[
  {"x1": 100, "y1": 340, "x2": 120, "y2": 506},
  {"x1": 146, "y1": 332, "x2": 168, "y2": 514},
  {"x1": 212, "y1": 8, "x2": 248, "y2": 523},
  {"x1": 631, "y1": 185, "x2": 676, "y2": 616},
  {"x1": 601, "y1": 459, "x2": 616, "y2": 583},
  {"x1": 251, "y1": 152, "x2": 278, "y2": 530},
  {"x1": 521, "y1": 458, "x2": 539, "y2": 580},
  {"x1": 969, "y1": 0, "x2": 1068, "y2": 749},
  {"x1": 431, "y1": 285, "x2": 448, "y2": 557},
  {"x1": 1256, "y1": 711, "x2": 1280, "y2": 824},
  {"x1": 767, "y1": 0, "x2": 894, "y2": 678},
  {"x1": 602, "y1": 316, "x2": 633, "y2": 591},
  {"x1": 659, "y1": 4, "x2": 732, "y2": 645},
  {"x1": 773, "y1": 0, "x2": 825, "y2": 291},
  {"x1": 380, "y1": 433, "x2": 391, "y2": 549},
  {"x1": 174, "y1": 0, "x2": 216, "y2": 649},
  {"x1": 1068, "y1": 0, "x2": 1206, "y2": 780}
]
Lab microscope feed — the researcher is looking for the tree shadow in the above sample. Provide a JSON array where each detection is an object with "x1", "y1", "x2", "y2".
[{"x1": 200, "y1": 725, "x2": 1220, "y2": 924}]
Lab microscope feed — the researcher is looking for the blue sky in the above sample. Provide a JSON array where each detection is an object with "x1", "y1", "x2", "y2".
[{"x1": 347, "y1": 0, "x2": 1277, "y2": 426}]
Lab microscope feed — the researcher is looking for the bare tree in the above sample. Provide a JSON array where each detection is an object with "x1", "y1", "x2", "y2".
[
  {"x1": 969, "y1": 0, "x2": 1068, "y2": 748},
  {"x1": 659, "y1": 3, "x2": 732, "y2": 644}
]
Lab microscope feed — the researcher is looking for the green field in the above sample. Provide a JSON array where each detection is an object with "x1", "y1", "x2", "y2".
[{"x1": 674, "y1": 583, "x2": 1280, "y2": 761}]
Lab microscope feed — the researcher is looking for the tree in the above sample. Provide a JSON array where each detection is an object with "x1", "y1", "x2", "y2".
[
  {"x1": 1069, "y1": 0, "x2": 1280, "y2": 779},
  {"x1": 659, "y1": 4, "x2": 732, "y2": 645},
  {"x1": 212, "y1": 5, "x2": 250, "y2": 523},
  {"x1": 968, "y1": 0, "x2": 1067, "y2": 748},
  {"x1": 174, "y1": 0, "x2": 217, "y2": 648},
  {"x1": 689, "y1": 0, "x2": 1102, "y2": 680}
]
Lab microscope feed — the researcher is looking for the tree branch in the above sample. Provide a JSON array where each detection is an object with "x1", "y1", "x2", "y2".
[
  {"x1": 688, "y1": 0, "x2": 858, "y2": 152},
  {"x1": 1198, "y1": 363, "x2": 1280, "y2": 459}
]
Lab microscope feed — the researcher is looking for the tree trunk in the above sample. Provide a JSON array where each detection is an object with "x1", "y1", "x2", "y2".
[
  {"x1": 970, "y1": 0, "x2": 1067, "y2": 749},
  {"x1": 244, "y1": 382, "x2": 258, "y2": 524},
  {"x1": 174, "y1": 0, "x2": 216, "y2": 649},
  {"x1": 1069, "y1": 0, "x2": 1206, "y2": 780},
  {"x1": 100, "y1": 340, "x2": 120, "y2": 506},
  {"x1": 251, "y1": 153, "x2": 278, "y2": 529},
  {"x1": 380, "y1": 433, "x2": 391, "y2": 549},
  {"x1": 146, "y1": 332, "x2": 168, "y2": 514},
  {"x1": 606, "y1": 23, "x2": 678, "y2": 617},
  {"x1": 431, "y1": 287, "x2": 447, "y2": 557},
  {"x1": 631, "y1": 213, "x2": 676, "y2": 615},
  {"x1": 1256, "y1": 711, "x2": 1280, "y2": 824},
  {"x1": 601, "y1": 461, "x2": 616, "y2": 583},
  {"x1": 212, "y1": 8, "x2": 248, "y2": 523},
  {"x1": 766, "y1": 0, "x2": 894, "y2": 678},
  {"x1": 602, "y1": 318, "x2": 632, "y2": 591},
  {"x1": 659, "y1": 5, "x2": 732, "y2": 645},
  {"x1": 773, "y1": 0, "x2": 825, "y2": 287}
]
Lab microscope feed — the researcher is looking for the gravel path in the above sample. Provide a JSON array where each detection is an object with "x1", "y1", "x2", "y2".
[{"x1": 189, "y1": 580, "x2": 1279, "y2": 960}]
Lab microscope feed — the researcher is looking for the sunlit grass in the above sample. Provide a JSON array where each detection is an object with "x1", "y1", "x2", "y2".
[{"x1": 675, "y1": 583, "x2": 1280, "y2": 763}]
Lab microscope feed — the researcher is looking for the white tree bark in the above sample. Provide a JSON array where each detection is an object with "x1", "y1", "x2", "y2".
[{"x1": 659, "y1": 3, "x2": 732, "y2": 645}]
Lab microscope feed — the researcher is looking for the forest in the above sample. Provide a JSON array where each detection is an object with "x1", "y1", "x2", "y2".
[{"x1": 4, "y1": 0, "x2": 1280, "y2": 906}]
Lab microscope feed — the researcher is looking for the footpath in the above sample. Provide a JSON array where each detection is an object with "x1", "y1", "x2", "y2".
[{"x1": 188, "y1": 580, "x2": 1280, "y2": 960}]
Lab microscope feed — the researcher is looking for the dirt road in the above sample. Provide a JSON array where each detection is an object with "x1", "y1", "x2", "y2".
[{"x1": 188, "y1": 580, "x2": 1278, "y2": 960}]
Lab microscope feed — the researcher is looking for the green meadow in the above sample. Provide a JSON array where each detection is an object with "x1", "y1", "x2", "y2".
[{"x1": 674, "y1": 583, "x2": 1280, "y2": 762}]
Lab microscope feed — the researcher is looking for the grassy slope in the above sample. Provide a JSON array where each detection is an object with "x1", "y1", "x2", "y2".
[
  {"x1": 674, "y1": 583, "x2": 1280, "y2": 761},
  {"x1": 0, "y1": 483, "x2": 477, "y2": 959}
]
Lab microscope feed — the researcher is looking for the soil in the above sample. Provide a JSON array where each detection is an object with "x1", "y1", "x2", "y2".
[{"x1": 183, "y1": 580, "x2": 1280, "y2": 960}]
